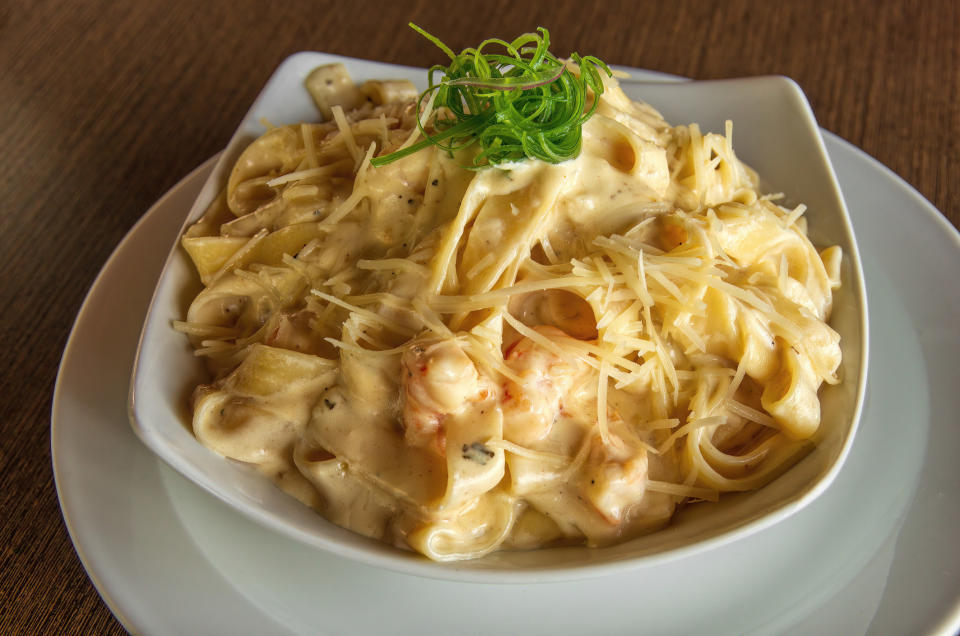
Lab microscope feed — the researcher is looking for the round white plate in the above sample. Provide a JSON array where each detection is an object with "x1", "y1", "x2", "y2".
[{"x1": 53, "y1": 130, "x2": 960, "y2": 634}]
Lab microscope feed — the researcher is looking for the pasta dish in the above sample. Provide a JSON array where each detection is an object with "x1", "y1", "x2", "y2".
[{"x1": 175, "y1": 48, "x2": 842, "y2": 561}]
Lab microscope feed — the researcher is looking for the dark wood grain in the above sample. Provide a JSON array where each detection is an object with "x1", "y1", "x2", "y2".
[{"x1": 1, "y1": 0, "x2": 956, "y2": 632}]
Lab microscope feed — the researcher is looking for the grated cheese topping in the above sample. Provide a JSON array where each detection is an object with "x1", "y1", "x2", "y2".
[{"x1": 177, "y1": 63, "x2": 844, "y2": 563}]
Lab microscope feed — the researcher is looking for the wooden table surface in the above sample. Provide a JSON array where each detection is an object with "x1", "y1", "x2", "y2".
[{"x1": 2, "y1": 0, "x2": 957, "y2": 633}]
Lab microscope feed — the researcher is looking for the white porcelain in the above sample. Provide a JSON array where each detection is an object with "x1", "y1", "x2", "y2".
[
  {"x1": 127, "y1": 54, "x2": 868, "y2": 581},
  {"x1": 53, "y1": 120, "x2": 960, "y2": 634}
]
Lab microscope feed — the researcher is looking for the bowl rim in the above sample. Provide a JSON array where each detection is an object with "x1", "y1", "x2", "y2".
[{"x1": 128, "y1": 51, "x2": 869, "y2": 584}]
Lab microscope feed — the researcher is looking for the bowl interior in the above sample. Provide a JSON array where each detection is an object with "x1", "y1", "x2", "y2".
[{"x1": 129, "y1": 53, "x2": 868, "y2": 583}]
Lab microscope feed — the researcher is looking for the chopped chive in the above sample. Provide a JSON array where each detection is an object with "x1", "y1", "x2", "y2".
[{"x1": 370, "y1": 25, "x2": 611, "y2": 170}]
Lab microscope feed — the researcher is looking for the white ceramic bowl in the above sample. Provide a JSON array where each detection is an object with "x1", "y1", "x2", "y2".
[{"x1": 129, "y1": 52, "x2": 868, "y2": 583}]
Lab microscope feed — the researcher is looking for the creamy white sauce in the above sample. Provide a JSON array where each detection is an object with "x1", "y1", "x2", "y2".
[{"x1": 179, "y1": 70, "x2": 842, "y2": 560}]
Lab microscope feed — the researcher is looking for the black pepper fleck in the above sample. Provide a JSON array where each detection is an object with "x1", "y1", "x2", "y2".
[
  {"x1": 461, "y1": 442, "x2": 495, "y2": 464},
  {"x1": 324, "y1": 398, "x2": 336, "y2": 410}
]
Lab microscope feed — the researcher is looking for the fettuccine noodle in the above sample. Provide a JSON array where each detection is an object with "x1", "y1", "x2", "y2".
[{"x1": 175, "y1": 62, "x2": 842, "y2": 561}]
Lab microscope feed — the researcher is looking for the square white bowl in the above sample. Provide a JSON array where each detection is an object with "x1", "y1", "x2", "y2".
[{"x1": 129, "y1": 52, "x2": 868, "y2": 583}]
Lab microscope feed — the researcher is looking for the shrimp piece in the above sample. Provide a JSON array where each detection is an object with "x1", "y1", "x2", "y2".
[
  {"x1": 400, "y1": 339, "x2": 492, "y2": 455},
  {"x1": 501, "y1": 326, "x2": 589, "y2": 446},
  {"x1": 578, "y1": 430, "x2": 648, "y2": 525}
]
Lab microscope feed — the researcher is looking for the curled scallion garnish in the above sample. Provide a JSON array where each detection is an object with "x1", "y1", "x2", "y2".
[{"x1": 370, "y1": 24, "x2": 612, "y2": 169}]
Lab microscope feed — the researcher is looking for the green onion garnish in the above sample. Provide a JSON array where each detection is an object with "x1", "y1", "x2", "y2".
[{"x1": 370, "y1": 24, "x2": 612, "y2": 170}]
